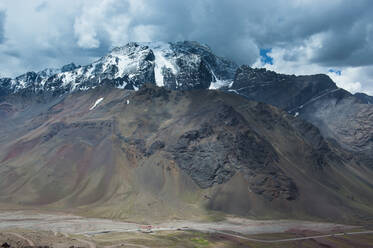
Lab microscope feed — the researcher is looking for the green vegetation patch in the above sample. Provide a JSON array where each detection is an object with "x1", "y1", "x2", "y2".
[{"x1": 191, "y1": 237, "x2": 210, "y2": 246}]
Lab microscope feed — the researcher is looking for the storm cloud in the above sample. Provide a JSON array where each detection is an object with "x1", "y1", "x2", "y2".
[
  {"x1": 0, "y1": 0, "x2": 372, "y2": 93},
  {"x1": 0, "y1": 10, "x2": 5, "y2": 44}
]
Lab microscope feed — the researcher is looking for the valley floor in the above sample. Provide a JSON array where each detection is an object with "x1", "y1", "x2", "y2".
[{"x1": 0, "y1": 211, "x2": 372, "y2": 247}]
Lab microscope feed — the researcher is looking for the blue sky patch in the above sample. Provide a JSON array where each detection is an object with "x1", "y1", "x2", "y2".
[
  {"x1": 260, "y1": 48, "x2": 273, "y2": 65},
  {"x1": 328, "y1": 69, "x2": 342, "y2": 75}
]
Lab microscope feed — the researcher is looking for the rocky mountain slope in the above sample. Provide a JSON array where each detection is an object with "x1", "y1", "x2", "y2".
[
  {"x1": 0, "y1": 84, "x2": 373, "y2": 223},
  {"x1": 354, "y1": 92, "x2": 373, "y2": 104},
  {"x1": 230, "y1": 66, "x2": 373, "y2": 154}
]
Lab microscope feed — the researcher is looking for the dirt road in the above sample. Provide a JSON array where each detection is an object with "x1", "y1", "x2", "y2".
[
  {"x1": 0, "y1": 210, "x2": 368, "y2": 247},
  {"x1": 75, "y1": 238, "x2": 96, "y2": 248},
  {"x1": 104, "y1": 243, "x2": 150, "y2": 248},
  {"x1": 214, "y1": 230, "x2": 373, "y2": 243},
  {"x1": 0, "y1": 211, "x2": 352, "y2": 236},
  {"x1": 4, "y1": 232, "x2": 35, "y2": 246}
]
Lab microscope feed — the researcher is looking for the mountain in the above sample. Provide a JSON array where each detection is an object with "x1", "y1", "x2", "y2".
[
  {"x1": 354, "y1": 92, "x2": 373, "y2": 104},
  {"x1": 0, "y1": 41, "x2": 237, "y2": 97},
  {"x1": 2, "y1": 42, "x2": 372, "y2": 155},
  {"x1": 0, "y1": 41, "x2": 373, "y2": 223},
  {"x1": 230, "y1": 66, "x2": 373, "y2": 154},
  {"x1": 0, "y1": 84, "x2": 372, "y2": 223}
]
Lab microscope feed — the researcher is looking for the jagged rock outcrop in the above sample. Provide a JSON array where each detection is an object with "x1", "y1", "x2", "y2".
[{"x1": 171, "y1": 104, "x2": 297, "y2": 200}]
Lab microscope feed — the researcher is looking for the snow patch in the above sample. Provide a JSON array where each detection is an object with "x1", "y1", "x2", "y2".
[
  {"x1": 110, "y1": 44, "x2": 153, "y2": 79},
  {"x1": 207, "y1": 63, "x2": 232, "y2": 90},
  {"x1": 294, "y1": 112, "x2": 299, "y2": 117},
  {"x1": 126, "y1": 100, "x2": 130, "y2": 104},
  {"x1": 90, "y1": 97, "x2": 104, "y2": 110},
  {"x1": 142, "y1": 42, "x2": 178, "y2": 87},
  {"x1": 209, "y1": 79, "x2": 232, "y2": 90},
  {"x1": 61, "y1": 72, "x2": 75, "y2": 88},
  {"x1": 116, "y1": 82, "x2": 128, "y2": 89},
  {"x1": 228, "y1": 89, "x2": 240, "y2": 94}
]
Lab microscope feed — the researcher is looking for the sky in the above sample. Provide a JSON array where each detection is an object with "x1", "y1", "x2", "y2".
[{"x1": 0, "y1": 0, "x2": 372, "y2": 94}]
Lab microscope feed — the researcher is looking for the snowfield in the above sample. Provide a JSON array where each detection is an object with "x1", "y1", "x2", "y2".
[{"x1": 90, "y1": 97, "x2": 104, "y2": 110}]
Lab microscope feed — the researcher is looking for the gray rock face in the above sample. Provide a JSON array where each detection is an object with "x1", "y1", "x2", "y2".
[
  {"x1": 61, "y1": 63, "x2": 79, "y2": 73},
  {"x1": 171, "y1": 103, "x2": 298, "y2": 201},
  {"x1": 147, "y1": 140, "x2": 165, "y2": 156},
  {"x1": 167, "y1": 41, "x2": 237, "y2": 90},
  {"x1": 0, "y1": 78, "x2": 12, "y2": 98},
  {"x1": 354, "y1": 92, "x2": 373, "y2": 104}
]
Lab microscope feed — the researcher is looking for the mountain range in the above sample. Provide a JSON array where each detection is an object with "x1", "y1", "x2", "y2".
[{"x1": 0, "y1": 41, "x2": 372, "y2": 223}]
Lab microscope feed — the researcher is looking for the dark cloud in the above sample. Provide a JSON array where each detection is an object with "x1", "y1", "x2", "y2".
[
  {"x1": 309, "y1": 3, "x2": 373, "y2": 67},
  {"x1": 68, "y1": 0, "x2": 373, "y2": 68},
  {"x1": 0, "y1": 10, "x2": 5, "y2": 44},
  {"x1": 35, "y1": 2, "x2": 48, "y2": 12},
  {"x1": 3, "y1": 50, "x2": 20, "y2": 58}
]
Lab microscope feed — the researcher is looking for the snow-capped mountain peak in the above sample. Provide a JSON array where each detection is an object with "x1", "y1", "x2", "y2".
[{"x1": 0, "y1": 41, "x2": 238, "y2": 96}]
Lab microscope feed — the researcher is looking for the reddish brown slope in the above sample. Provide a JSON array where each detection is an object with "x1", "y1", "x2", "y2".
[{"x1": 0, "y1": 85, "x2": 372, "y2": 223}]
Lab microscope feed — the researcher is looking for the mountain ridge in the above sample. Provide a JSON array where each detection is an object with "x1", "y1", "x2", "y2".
[
  {"x1": 0, "y1": 41, "x2": 237, "y2": 96},
  {"x1": 2, "y1": 41, "x2": 372, "y2": 154},
  {"x1": 230, "y1": 65, "x2": 373, "y2": 153}
]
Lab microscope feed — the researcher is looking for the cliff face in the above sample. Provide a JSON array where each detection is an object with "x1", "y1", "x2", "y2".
[{"x1": 0, "y1": 84, "x2": 372, "y2": 222}]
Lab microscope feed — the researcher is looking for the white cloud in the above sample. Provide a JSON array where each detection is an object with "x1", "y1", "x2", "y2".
[
  {"x1": 73, "y1": 0, "x2": 134, "y2": 49},
  {"x1": 253, "y1": 34, "x2": 328, "y2": 76},
  {"x1": 74, "y1": 13, "x2": 100, "y2": 48},
  {"x1": 253, "y1": 32, "x2": 373, "y2": 95},
  {"x1": 328, "y1": 67, "x2": 373, "y2": 95},
  {"x1": 132, "y1": 25, "x2": 160, "y2": 42},
  {"x1": 328, "y1": 71, "x2": 362, "y2": 93}
]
